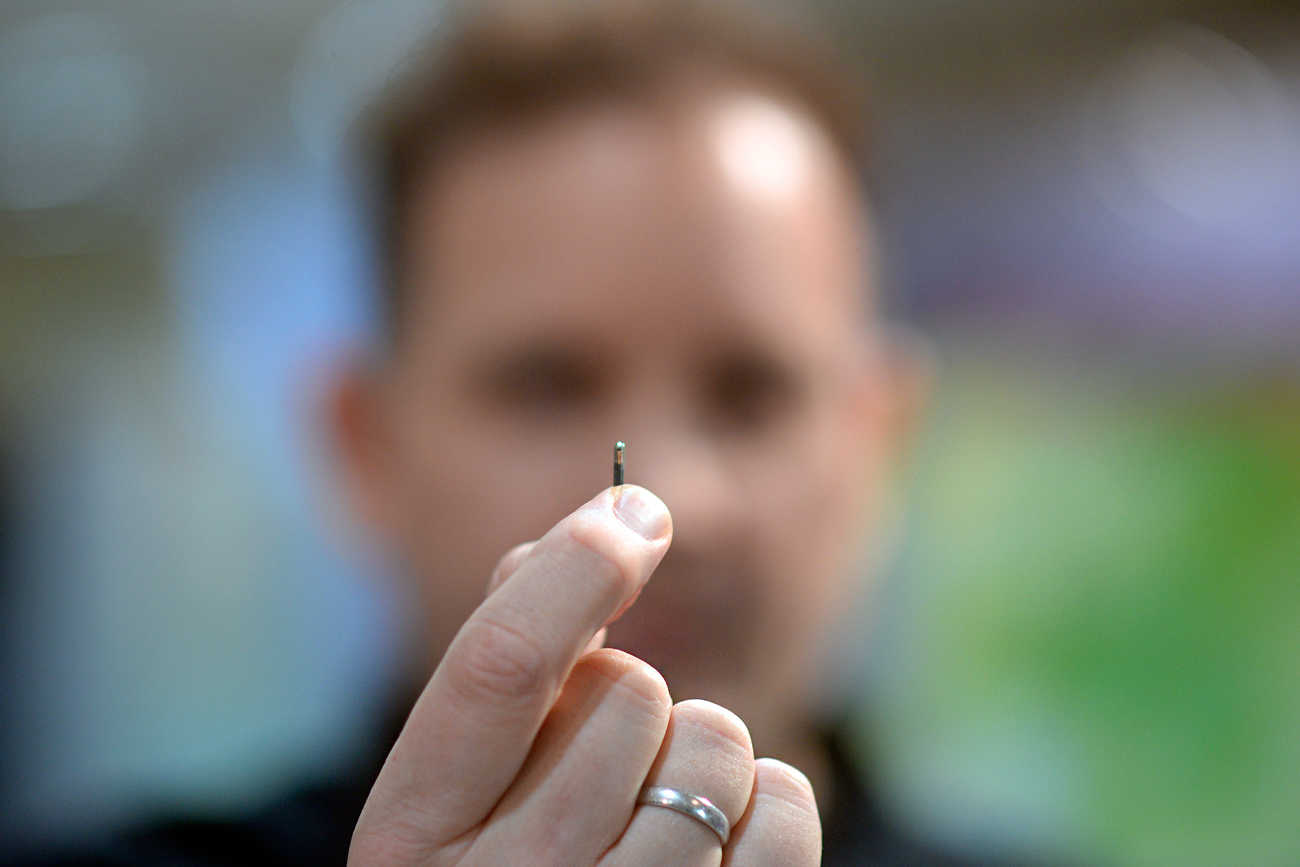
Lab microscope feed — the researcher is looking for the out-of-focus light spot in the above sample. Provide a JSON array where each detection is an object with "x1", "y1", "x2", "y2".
[
  {"x1": 1083, "y1": 24, "x2": 1300, "y2": 237},
  {"x1": 291, "y1": 0, "x2": 442, "y2": 166},
  {"x1": 0, "y1": 13, "x2": 145, "y2": 210},
  {"x1": 711, "y1": 95, "x2": 818, "y2": 203}
]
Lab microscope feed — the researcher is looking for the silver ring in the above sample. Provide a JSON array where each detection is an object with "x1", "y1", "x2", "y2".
[{"x1": 635, "y1": 785, "x2": 730, "y2": 846}]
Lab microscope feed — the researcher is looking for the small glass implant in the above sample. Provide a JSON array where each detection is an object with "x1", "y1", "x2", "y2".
[{"x1": 613, "y1": 442, "x2": 625, "y2": 487}]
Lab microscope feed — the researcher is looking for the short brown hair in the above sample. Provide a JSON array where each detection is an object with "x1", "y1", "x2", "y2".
[{"x1": 356, "y1": 0, "x2": 873, "y2": 339}]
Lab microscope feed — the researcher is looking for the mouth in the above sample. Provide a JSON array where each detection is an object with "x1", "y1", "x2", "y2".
[
  {"x1": 606, "y1": 601, "x2": 693, "y2": 654},
  {"x1": 604, "y1": 578, "x2": 751, "y2": 691}
]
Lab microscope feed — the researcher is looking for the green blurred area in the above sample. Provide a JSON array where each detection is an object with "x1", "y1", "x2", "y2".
[{"x1": 866, "y1": 348, "x2": 1300, "y2": 867}]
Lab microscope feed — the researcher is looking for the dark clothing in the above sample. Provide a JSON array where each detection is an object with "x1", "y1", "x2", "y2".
[
  {"x1": 4, "y1": 718, "x2": 1004, "y2": 866},
  {"x1": 818, "y1": 731, "x2": 994, "y2": 867}
]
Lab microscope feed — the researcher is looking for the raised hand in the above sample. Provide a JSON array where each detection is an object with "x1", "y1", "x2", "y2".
[{"x1": 349, "y1": 486, "x2": 820, "y2": 867}]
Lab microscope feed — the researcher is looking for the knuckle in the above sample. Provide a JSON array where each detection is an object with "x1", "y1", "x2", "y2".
[
  {"x1": 671, "y1": 699, "x2": 755, "y2": 759},
  {"x1": 578, "y1": 648, "x2": 672, "y2": 711},
  {"x1": 743, "y1": 759, "x2": 822, "y2": 866},
  {"x1": 349, "y1": 817, "x2": 439, "y2": 867},
  {"x1": 448, "y1": 614, "x2": 553, "y2": 706},
  {"x1": 754, "y1": 757, "x2": 819, "y2": 818}
]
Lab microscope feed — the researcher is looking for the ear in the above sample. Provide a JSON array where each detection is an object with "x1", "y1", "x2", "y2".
[
  {"x1": 325, "y1": 354, "x2": 399, "y2": 538},
  {"x1": 847, "y1": 323, "x2": 935, "y2": 477},
  {"x1": 876, "y1": 324, "x2": 935, "y2": 464}
]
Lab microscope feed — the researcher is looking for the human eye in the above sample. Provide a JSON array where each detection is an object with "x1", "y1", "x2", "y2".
[
  {"x1": 699, "y1": 350, "x2": 804, "y2": 433},
  {"x1": 477, "y1": 346, "x2": 607, "y2": 417}
]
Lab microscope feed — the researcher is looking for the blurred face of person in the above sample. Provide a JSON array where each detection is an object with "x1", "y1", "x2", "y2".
[{"x1": 337, "y1": 76, "x2": 911, "y2": 752}]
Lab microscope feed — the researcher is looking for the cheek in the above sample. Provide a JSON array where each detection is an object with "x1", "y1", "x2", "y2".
[
  {"x1": 388, "y1": 394, "x2": 615, "y2": 655},
  {"x1": 750, "y1": 403, "x2": 876, "y2": 636}
]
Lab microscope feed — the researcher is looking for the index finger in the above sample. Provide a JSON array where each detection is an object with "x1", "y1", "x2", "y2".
[{"x1": 354, "y1": 485, "x2": 671, "y2": 852}]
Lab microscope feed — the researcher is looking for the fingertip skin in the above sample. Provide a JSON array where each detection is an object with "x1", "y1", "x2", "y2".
[
  {"x1": 486, "y1": 541, "x2": 537, "y2": 597},
  {"x1": 753, "y1": 758, "x2": 819, "y2": 816},
  {"x1": 667, "y1": 699, "x2": 755, "y2": 769},
  {"x1": 571, "y1": 648, "x2": 673, "y2": 714},
  {"x1": 723, "y1": 759, "x2": 821, "y2": 867},
  {"x1": 557, "y1": 488, "x2": 671, "y2": 626},
  {"x1": 611, "y1": 485, "x2": 671, "y2": 541}
]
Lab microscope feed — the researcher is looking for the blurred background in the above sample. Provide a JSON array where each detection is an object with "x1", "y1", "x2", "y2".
[{"x1": 1, "y1": 0, "x2": 1297, "y2": 865}]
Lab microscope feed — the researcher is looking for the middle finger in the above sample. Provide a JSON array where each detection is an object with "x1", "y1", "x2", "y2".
[{"x1": 464, "y1": 648, "x2": 672, "y2": 864}]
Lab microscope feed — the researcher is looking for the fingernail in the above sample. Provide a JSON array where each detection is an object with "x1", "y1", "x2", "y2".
[{"x1": 614, "y1": 486, "x2": 671, "y2": 541}]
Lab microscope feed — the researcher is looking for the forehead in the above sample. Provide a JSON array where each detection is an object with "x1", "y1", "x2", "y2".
[{"x1": 397, "y1": 83, "x2": 875, "y2": 357}]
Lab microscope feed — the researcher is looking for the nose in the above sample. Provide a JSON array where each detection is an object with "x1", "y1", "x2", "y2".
[{"x1": 622, "y1": 421, "x2": 748, "y2": 551}]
